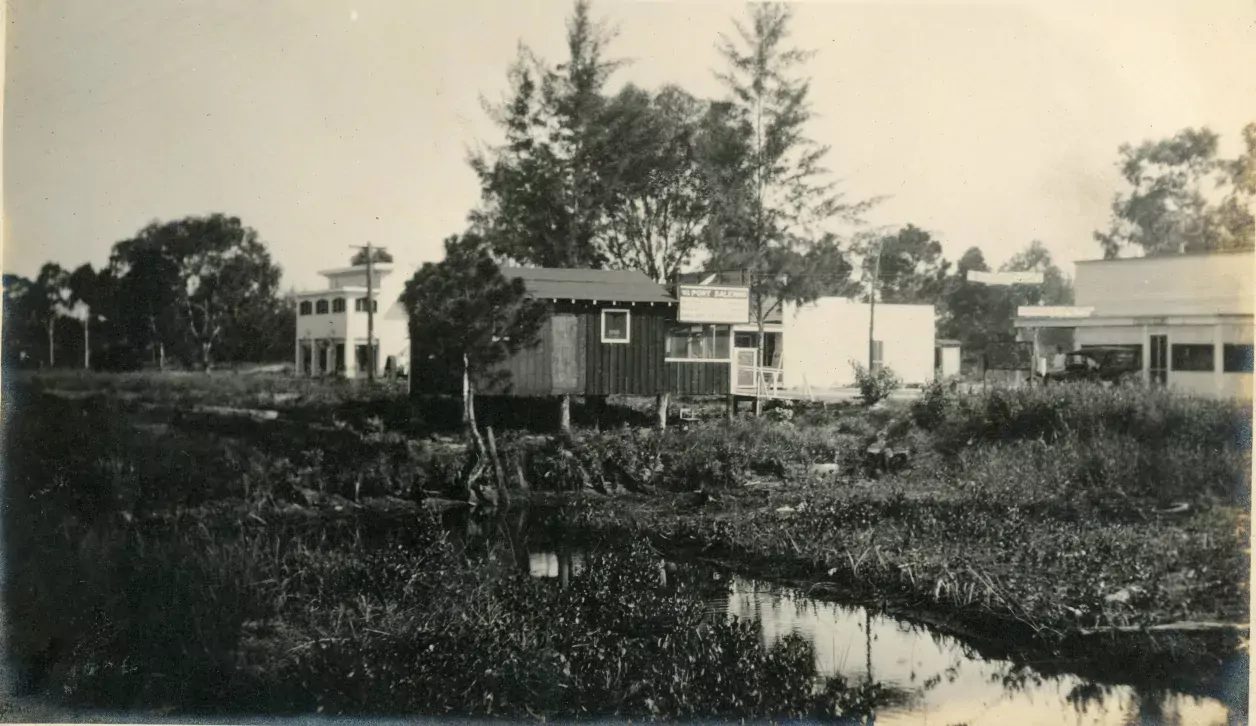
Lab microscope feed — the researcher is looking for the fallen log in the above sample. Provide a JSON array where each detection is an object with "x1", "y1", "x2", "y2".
[
  {"x1": 1078, "y1": 621, "x2": 1249, "y2": 636},
  {"x1": 192, "y1": 405, "x2": 280, "y2": 421}
]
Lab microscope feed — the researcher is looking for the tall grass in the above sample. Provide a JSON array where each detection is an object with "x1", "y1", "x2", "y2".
[{"x1": 908, "y1": 382, "x2": 1252, "y2": 509}]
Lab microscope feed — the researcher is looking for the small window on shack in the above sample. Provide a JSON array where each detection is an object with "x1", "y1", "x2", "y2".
[{"x1": 601, "y1": 309, "x2": 630, "y2": 344}]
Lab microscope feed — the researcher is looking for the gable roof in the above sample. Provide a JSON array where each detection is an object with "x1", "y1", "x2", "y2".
[{"x1": 500, "y1": 267, "x2": 675, "y2": 304}]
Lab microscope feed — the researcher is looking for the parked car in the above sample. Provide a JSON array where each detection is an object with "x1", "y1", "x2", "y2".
[{"x1": 1042, "y1": 346, "x2": 1142, "y2": 386}]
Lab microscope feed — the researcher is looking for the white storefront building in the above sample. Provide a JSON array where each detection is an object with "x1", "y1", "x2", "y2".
[
  {"x1": 293, "y1": 263, "x2": 410, "y2": 378},
  {"x1": 1015, "y1": 250, "x2": 1253, "y2": 399},
  {"x1": 672, "y1": 276, "x2": 938, "y2": 394}
]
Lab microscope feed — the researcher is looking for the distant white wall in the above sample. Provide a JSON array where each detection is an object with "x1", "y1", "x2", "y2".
[
  {"x1": 781, "y1": 298, "x2": 936, "y2": 388},
  {"x1": 293, "y1": 266, "x2": 411, "y2": 374},
  {"x1": 1076, "y1": 252, "x2": 1253, "y2": 317},
  {"x1": 938, "y1": 347, "x2": 961, "y2": 378}
]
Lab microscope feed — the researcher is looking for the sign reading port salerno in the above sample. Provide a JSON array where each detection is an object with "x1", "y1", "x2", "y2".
[{"x1": 676, "y1": 285, "x2": 751, "y2": 324}]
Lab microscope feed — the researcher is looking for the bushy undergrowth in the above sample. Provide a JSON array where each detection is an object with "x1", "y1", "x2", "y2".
[
  {"x1": 7, "y1": 497, "x2": 895, "y2": 719},
  {"x1": 506, "y1": 420, "x2": 862, "y2": 494},
  {"x1": 851, "y1": 362, "x2": 902, "y2": 406},
  {"x1": 21, "y1": 369, "x2": 406, "y2": 410},
  {"x1": 7, "y1": 371, "x2": 1250, "y2": 715},
  {"x1": 906, "y1": 382, "x2": 1251, "y2": 509}
]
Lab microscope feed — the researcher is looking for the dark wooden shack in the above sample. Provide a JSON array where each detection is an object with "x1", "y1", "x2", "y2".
[{"x1": 410, "y1": 268, "x2": 730, "y2": 406}]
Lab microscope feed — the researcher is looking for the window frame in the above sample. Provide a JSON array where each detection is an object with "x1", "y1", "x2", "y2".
[
  {"x1": 1223, "y1": 343, "x2": 1254, "y2": 373},
  {"x1": 600, "y1": 308, "x2": 631, "y2": 345},
  {"x1": 315, "y1": 299, "x2": 329, "y2": 315},
  {"x1": 331, "y1": 298, "x2": 346, "y2": 313},
  {"x1": 299, "y1": 301, "x2": 312, "y2": 316},
  {"x1": 665, "y1": 324, "x2": 731, "y2": 361},
  {"x1": 355, "y1": 298, "x2": 377, "y2": 313},
  {"x1": 1170, "y1": 343, "x2": 1215, "y2": 372}
]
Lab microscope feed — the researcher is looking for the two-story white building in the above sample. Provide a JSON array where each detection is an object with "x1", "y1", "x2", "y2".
[
  {"x1": 293, "y1": 263, "x2": 410, "y2": 378},
  {"x1": 1015, "y1": 250, "x2": 1253, "y2": 399}
]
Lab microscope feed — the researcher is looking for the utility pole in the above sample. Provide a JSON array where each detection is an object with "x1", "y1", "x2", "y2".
[
  {"x1": 868, "y1": 237, "x2": 884, "y2": 373},
  {"x1": 349, "y1": 242, "x2": 388, "y2": 384}
]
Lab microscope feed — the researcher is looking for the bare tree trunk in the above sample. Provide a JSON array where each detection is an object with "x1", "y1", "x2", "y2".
[
  {"x1": 461, "y1": 353, "x2": 495, "y2": 507},
  {"x1": 655, "y1": 392, "x2": 669, "y2": 431},
  {"x1": 461, "y1": 355, "x2": 471, "y2": 427},
  {"x1": 200, "y1": 341, "x2": 213, "y2": 372},
  {"x1": 46, "y1": 317, "x2": 55, "y2": 368}
]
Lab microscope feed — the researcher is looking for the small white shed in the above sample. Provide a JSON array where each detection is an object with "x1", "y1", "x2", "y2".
[{"x1": 780, "y1": 298, "x2": 937, "y2": 389}]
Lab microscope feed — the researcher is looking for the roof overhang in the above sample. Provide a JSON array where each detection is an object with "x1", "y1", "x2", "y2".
[
  {"x1": 540, "y1": 298, "x2": 676, "y2": 305},
  {"x1": 1016, "y1": 310, "x2": 1252, "y2": 329},
  {"x1": 318, "y1": 264, "x2": 395, "y2": 277},
  {"x1": 293, "y1": 287, "x2": 378, "y2": 297}
]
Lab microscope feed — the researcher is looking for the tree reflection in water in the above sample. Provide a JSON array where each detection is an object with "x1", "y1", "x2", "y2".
[{"x1": 431, "y1": 506, "x2": 1239, "y2": 724}]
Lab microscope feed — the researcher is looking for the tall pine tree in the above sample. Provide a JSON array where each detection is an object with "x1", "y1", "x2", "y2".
[
  {"x1": 470, "y1": 0, "x2": 625, "y2": 269},
  {"x1": 707, "y1": 2, "x2": 879, "y2": 389}
]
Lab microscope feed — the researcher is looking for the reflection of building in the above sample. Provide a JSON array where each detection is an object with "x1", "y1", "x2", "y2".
[
  {"x1": 1015, "y1": 250, "x2": 1254, "y2": 398},
  {"x1": 293, "y1": 263, "x2": 410, "y2": 377}
]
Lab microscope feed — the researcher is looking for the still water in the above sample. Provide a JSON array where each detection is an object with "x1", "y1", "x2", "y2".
[{"x1": 452, "y1": 508, "x2": 1246, "y2": 726}]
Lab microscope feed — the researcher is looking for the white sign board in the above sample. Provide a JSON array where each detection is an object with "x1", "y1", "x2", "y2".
[
  {"x1": 677, "y1": 285, "x2": 750, "y2": 324},
  {"x1": 967, "y1": 270, "x2": 1044, "y2": 285}
]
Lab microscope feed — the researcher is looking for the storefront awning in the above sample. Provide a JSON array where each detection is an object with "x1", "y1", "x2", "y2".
[{"x1": 1015, "y1": 306, "x2": 1251, "y2": 329}]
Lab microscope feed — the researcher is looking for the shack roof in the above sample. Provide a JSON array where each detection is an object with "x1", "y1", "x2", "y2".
[{"x1": 500, "y1": 267, "x2": 675, "y2": 304}]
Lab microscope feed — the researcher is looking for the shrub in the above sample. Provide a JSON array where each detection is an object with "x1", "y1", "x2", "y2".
[
  {"x1": 850, "y1": 361, "x2": 902, "y2": 407},
  {"x1": 910, "y1": 378, "x2": 955, "y2": 430}
]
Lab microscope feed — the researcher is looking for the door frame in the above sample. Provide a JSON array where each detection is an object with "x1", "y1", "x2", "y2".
[
  {"x1": 732, "y1": 345, "x2": 759, "y2": 394},
  {"x1": 1148, "y1": 333, "x2": 1169, "y2": 386}
]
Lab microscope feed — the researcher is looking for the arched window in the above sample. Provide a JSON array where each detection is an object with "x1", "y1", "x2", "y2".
[
  {"x1": 315, "y1": 299, "x2": 329, "y2": 315},
  {"x1": 299, "y1": 301, "x2": 312, "y2": 316},
  {"x1": 332, "y1": 298, "x2": 346, "y2": 313}
]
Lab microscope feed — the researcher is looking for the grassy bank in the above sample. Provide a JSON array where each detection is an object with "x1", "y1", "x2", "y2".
[{"x1": 3, "y1": 372, "x2": 1250, "y2": 715}]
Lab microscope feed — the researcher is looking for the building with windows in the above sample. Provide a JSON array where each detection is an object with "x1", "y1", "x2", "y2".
[
  {"x1": 1014, "y1": 250, "x2": 1253, "y2": 398},
  {"x1": 673, "y1": 271, "x2": 938, "y2": 392},
  {"x1": 294, "y1": 263, "x2": 410, "y2": 378},
  {"x1": 409, "y1": 267, "x2": 731, "y2": 400}
]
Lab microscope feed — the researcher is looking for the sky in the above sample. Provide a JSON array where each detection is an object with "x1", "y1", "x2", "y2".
[{"x1": 4, "y1": 0, "x2": 1255, "y2": 292}]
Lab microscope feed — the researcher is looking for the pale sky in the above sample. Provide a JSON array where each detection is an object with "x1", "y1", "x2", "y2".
[{"x1": 4, "y1": 0, "x2": 1255, "y2": 292}]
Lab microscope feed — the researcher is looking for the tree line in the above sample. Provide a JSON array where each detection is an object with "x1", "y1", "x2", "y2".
[
  {"x1": 2, "y1": 214, "x2": 294, "y2": 371},
  {"x1": 6, "y1": 1, "x2": 1251, "y2": 375},
  {"x1": 404, "y1": 0, "x2": 1254, "y2": 385}
]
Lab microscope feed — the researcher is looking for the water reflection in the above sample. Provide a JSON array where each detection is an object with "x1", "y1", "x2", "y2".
[
  {"x1": 715, "y1": 577, "x2": 1238, "y2": 726},
  {"x1": 439, "y1": 506, "x2": 1243, "y2": 726}
]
